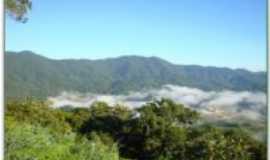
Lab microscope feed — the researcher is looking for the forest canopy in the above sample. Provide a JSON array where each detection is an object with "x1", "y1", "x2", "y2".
[{"x1": 5, "y1": 98, "x2": 266, "y2": 160}]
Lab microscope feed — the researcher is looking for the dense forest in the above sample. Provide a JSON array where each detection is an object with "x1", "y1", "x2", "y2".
[
  {"x1": 5, "y1": 98, "x2": 266, "y2": 160},
  {"x1": 5, "y1": 51, "x2": 266, "y2": 99}
]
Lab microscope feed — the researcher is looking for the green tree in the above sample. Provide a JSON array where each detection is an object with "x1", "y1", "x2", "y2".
[
  {"x1": 6, "y1": 98, "x2": 71, "y2": 134},
  {"x1": 64, "y1": 107, "x2": 91, "y2": 132},
  {"x1": 119, "y1": 99, "x2": 198, "y2": 159},
  {"x1": 79, "y1": 102, "x2": 134, "y2": 141},
  {"x1": 5, "y1": 98, "x2": 266, "y2": 160},
  {"x1": 5, "y1": 0, "x2": 31, "y2": 22},
  {"x1": 185, "y1": 126, "x2": 266, "y2": 160}
]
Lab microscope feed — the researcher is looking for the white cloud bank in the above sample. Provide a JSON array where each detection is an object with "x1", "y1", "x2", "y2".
[{"x1": 48, "y1": 85, "x2": 266, "y2": 122}]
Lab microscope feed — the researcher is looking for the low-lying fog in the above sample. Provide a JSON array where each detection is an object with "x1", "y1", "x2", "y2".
[{"x1": 48, "y1": 85, "x2": 266, "y2": 122}]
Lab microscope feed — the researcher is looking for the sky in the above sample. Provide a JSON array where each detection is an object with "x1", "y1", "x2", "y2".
[{"x1": 5, "y1": 0, "x2": 267, "y2": 71}]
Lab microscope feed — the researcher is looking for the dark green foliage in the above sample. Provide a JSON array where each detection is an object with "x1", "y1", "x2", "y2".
[
  {"x1": 5, "y1": 98, "x2": 266, "y2": 160},
  {"x1": 77, "y1": 99, "x2": 266, "y2": 160},
  {"x1": 5, "y1": 51, "x2": 266, "y2": 99},
  {"x1": 185, "y1": 126, "x2": 267, "y2": 160},
  {"x1": 79, "y1": 102, "x2": 135, "y2": 142},
  {"x1": 64, "y1": 107, "x2": 91, "y2": 132},
  {"x1": 137, "y1": 99, "x2": 199, "y2": 125},
  {"x1": 118, "y1": 99, "x2": 198, "y2": 159}
]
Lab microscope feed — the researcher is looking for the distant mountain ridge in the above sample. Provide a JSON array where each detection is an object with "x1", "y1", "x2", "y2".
[{"x1": 5, "y1": 51, "x2": 266, "y2": 99}]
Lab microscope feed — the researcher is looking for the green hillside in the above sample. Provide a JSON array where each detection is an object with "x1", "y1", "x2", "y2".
[{"x1": 5, "y1": 51, "x2": 266, "y2": 99}]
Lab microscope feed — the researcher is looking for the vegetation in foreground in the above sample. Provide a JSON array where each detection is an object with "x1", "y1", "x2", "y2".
[{"x1": 5, "y1": 98, "x2": 266, "y2": 160}]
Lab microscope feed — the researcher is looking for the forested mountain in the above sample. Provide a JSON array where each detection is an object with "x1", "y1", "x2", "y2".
[{"x1": 5, "y1": 51, "x2": 266, "y2": 99}]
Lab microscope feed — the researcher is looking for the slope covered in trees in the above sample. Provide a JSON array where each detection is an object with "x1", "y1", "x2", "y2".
[
  {"x1": 5, "y1": 51, "x2": 266, "y2": 99},
  {"x1": 5, "y1": 98, "x2": 266, "y2": 160}
]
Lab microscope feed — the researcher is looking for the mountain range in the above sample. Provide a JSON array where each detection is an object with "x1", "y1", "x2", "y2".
[{"x1": 5, "y1": 51, "x2": 266, "y2": 99}]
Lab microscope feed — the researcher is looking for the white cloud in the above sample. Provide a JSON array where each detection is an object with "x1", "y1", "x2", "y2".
[{"x1": 48, "y1": 85, "x2": 266, "y2": 122}]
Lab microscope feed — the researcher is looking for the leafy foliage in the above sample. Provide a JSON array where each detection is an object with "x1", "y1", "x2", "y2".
[
  {"x1": 6, "y1": 98, "x2": 71, "y2": 134},
  {"x1": 5, "y1": 120, "x2": 120, "y2": 160},
  {"x1": 5, "y1": 0, "x2": 32, "y2": 23},
  {"x1": 5, "y1": 101, "x2": 120, "y2": 160},
  {"x1": 5, "y1": 98, "x2": 266, "y2": 160}
]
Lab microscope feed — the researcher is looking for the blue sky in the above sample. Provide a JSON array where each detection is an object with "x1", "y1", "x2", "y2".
[{"x1": 6, "y1": 0, "x2": 266, "y2": 71}]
